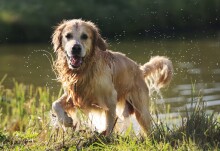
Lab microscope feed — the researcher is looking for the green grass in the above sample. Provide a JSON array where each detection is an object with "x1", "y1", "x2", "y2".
[{"x1": 0, "y1": 79, "x2": 220, "y2": 150}]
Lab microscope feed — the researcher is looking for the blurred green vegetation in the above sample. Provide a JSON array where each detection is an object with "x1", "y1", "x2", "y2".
[
  {"x1": 0, "y1": 0, "x2": 220, "y2": 43},
  {"x1": 0, "y1": 80, "x2": 220, "y2": 150}
]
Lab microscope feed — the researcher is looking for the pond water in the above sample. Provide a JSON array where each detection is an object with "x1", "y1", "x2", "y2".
[{"x1": 0, "y1": 39, "x2": 220, "y2": 117}]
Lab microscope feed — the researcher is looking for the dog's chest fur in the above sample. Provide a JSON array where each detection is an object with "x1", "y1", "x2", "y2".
[{"x1": 69, "y1": 51, "x2": 116, "y2": 111}]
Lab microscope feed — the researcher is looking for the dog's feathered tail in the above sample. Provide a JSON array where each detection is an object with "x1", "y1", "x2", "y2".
[{"x1": 140, "y1": 56, "x2": 173, "y2": 96}]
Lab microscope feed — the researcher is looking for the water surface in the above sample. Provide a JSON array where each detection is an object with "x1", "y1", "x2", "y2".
[{"x1": 0, "y1": 39, "x2": 220, "y2": 114}]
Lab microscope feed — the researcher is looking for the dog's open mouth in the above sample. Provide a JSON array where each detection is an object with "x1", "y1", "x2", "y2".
[{"x1": 70, "y1": 55, "x2": 83, "y2": 68}]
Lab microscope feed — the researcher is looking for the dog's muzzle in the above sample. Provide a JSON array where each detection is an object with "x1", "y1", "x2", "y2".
[
  {"x1": 66, "y1": 44, "x2": 84, "y2": 69},
  {"x1": 69, "y1": 55, "x2": 83, "y2": 68}
]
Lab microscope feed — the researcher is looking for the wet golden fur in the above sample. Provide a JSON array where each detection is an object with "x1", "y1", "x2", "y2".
[{"x1": 51, "y1": 19, "x2": 173, "y2": 135}]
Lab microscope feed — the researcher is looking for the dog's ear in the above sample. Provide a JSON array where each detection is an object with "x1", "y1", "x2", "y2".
[
  {"x1": 96, "y1": 33, "x2": 107, "y2": 51},
  {"x1": 88, "y1": 21, "x2": 107, "y2": 51},
  {"x1": 52, "y1": 21, "x2": 66, "y2": 52}
]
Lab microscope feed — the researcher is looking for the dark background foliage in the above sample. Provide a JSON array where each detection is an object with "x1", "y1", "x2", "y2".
[{"x1": 0, "y1": 0, "x2": 219, "y2": 43}]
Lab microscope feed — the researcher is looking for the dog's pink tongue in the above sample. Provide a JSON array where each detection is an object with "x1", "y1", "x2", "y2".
[{"x1": 71, "y1": 56, "x2": 82, "y2": 67}]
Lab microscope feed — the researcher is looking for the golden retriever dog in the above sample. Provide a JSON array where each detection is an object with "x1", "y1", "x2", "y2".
[{"x1": 51, "y1": 19, "x2": 173, "y2": 135}]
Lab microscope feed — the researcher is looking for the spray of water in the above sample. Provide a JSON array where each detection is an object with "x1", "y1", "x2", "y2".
[{"x1": 33, "y1": 49, "x2": 55, "y2": 70}]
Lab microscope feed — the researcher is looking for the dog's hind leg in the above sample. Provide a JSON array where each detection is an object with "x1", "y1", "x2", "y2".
[{"x1": 130, "y1": 90, "x2": 152, "y2": 134}]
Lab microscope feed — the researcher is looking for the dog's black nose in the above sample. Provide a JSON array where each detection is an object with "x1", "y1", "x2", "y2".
[{"x1": 72, "y1": 44, "x2": 81, "y2": 55}]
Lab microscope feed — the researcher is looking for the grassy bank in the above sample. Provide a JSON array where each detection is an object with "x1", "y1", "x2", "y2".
[{"x1": 0, "y1": 79, "x2": 220, "y2": 150}]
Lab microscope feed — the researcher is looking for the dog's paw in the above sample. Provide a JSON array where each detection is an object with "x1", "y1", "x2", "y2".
[
  {"x1": 61, "y1": 112, "x2": 73, "y2": 127},
  {"x1": 50, "y1": 110, "x2": 73, "y2": 127},
  {"x1": 100, "y1": 130, "x2": 107, "y2": 136}
]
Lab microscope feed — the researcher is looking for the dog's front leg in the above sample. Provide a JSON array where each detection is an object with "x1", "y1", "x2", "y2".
[{"x1": 52, "y1": 93, "x2": 73, "y2": 127}]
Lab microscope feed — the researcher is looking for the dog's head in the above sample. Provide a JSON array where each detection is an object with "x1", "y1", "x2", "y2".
[{"x1": 52, "y1": 19, "x2": 107, "y2": 70}]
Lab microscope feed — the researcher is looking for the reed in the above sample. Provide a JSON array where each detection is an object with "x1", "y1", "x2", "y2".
[{"x1": 0, "y1": 80, "x2": 219, "y2": 150}]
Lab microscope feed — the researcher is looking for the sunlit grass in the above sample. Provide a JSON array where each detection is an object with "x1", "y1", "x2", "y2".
[{"x1": 0, "y1": 79, "x2": 219, "y2": 150}]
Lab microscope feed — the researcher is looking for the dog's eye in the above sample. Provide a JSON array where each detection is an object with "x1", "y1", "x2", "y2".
[
  {"x1": 81, "y1": 33, "x2": 88, "y2": 40},
  {"x1": 65, "y1": 33, "x2": 73, "y2": 39}
]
